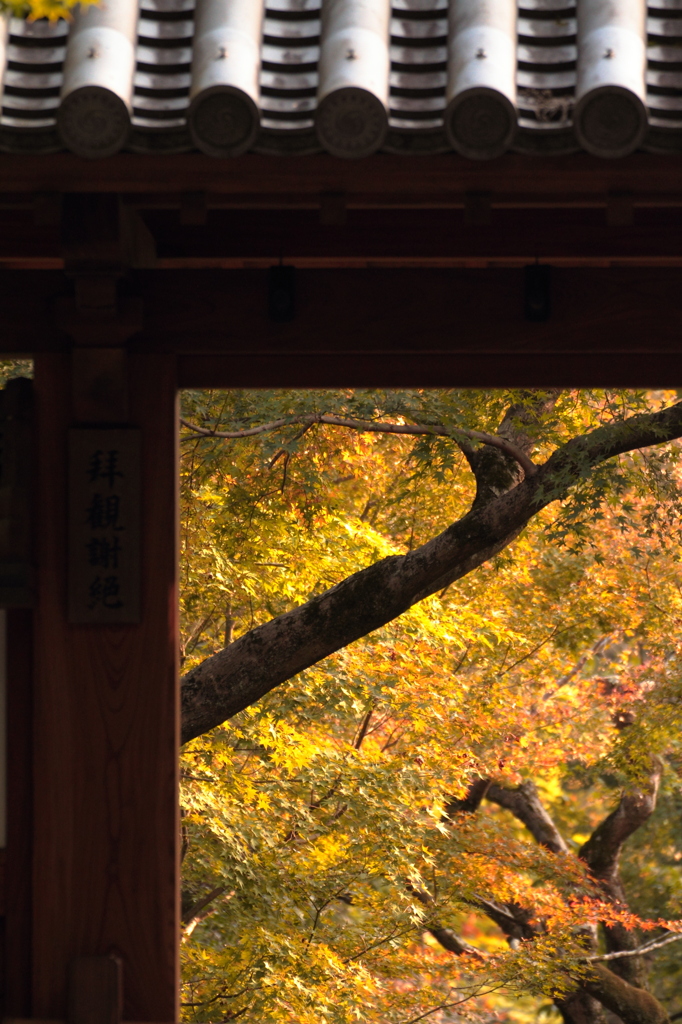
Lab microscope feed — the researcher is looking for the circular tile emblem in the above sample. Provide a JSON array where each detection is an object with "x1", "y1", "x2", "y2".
[
  {"x1": 189, "y1": 88, "x2": 259, "y2": 158},
  {"x1": 316, "y1": 88, "x2": 388, "y2": 159},
  {"x1": 58, "y1": 87, "x2": 131, "y2": 159},
  {"x1": 575, "y1": 87, "x2": 647, "y2": 159},
  {"x1": 446, "y1": 89, "x2": 516, "y2": 160}
]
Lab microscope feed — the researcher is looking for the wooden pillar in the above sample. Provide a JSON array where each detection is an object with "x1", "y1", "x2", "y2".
[
  {"x1": 4, "y1": 607, "x2": 34, "y2": 1019},
  {"x1": 31, "y1": 335, "x2": 179, "y2": 1018}
]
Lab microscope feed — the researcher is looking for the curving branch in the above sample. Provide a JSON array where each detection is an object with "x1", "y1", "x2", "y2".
[
  {"x1": 586, "y1": 933, "x2": 682, "y2": 963},
  {"x1": 180, "y1": 413, "x2": 539, "y2": 479},
  {"x1": 485, "y1": 780, "x2": 570, "y2": 855},
  {"x1": 181, "y1": 415, "x2": 295, "y2": 439},
  {"x1": 579, "y1": 764, "x2": 662, "y2": 892},
  {"x1": 582, "y1": 964, "x2": 670, "y2": 1024},
  {"x1": 407, "y1": 882, "x2": 486, "y2": 962},
  {"x1": 579, "y1": 760, "x2": 663, "y2": 987}
]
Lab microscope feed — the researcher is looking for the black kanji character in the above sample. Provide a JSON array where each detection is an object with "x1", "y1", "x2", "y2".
[
  {"x1": 87, "y1": 449, "x2": 123, "y2": 487},
  {"x1": 86, "y1": 493, "x2": 122, "y2": 530},
  {"x1": 86, "y1": 536, "x2": 121, "y2": 570},
  {"x1": 87, "y1": 575, "x2": 124, "y2": 610}
]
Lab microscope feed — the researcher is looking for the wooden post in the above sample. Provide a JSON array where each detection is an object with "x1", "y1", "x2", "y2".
[
  {"x1": 68, "y1": 956, "x2": 123, "y2": 1024},
  {"x1": 31, "y1": 342, "x2": 179, "y2": 1020},
  {"x1": 4, "y1": 607, "x2": 33, "y2": 1019}
]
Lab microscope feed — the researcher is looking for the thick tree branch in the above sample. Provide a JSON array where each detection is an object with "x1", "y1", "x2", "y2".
[
  {"x1": 482, "y1": 776, "x2": 671, "y2": 1024},
  {"x1": 444, "y1": 777, "x2": 492, "y2": 815},
  {"x1": 181, "y1": 401, "x2": 682, "y2": 743},
  {"x1": 439, "y1": 773, "x2": 671, "y2": 1024},
  {"x1": 582, "y1": 965, "x2": 670, "y2": 1024},
  {"x1": 555, "y1": 991, "x2": 607, "y2": 1024},
  {"x1": 486, "y1": 781, "x2": 570, "y2": 855},
  {"x1": 428, "y1": 925, "x2": 486, "y2": 959},
  {"x1": 467, "y1": 391, "x2": 560, "y2": 507},
  {"x1": 442, "y1": 780, "x2": 543, "y2": 945},
  {"x1": 181, "y1": 885, "x2": 226, "y2": 926},
  {"x1": 407, "y1": 882, "x2": 486, "y2": 961},
  {"x1": 579, "y1": 766, "x2": 661, "y2": 891},
  {"x1": 579, "y1": 760, "x2": 662, "y2": 986},
  {"x1": 472, "y1": 896, "x2": 540, "y2": 943}
]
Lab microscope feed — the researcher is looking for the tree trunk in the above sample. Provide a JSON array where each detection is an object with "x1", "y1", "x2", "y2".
[
  {"x1": 556, "y1": 990, "x2": 607, "y2": 1024},
  {"x1": 583, "y1": 966, "x2": 670, "y2": 1024}
]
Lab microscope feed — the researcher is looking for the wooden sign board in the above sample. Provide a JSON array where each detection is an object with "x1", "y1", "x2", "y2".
[{"x1": 68, "y1": 429, "x2": 141, "y2": 624}]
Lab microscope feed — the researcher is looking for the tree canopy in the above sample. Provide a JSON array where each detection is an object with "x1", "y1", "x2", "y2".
[
  {"x1": 1, "y1": 0, "x2": 94, "y2": 22},
  {"x1": 178, "y1": 388, "x2": 682, "y2": 1024}
]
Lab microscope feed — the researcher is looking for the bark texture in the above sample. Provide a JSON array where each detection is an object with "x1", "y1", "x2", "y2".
[
  {"x1": 555, "y1": 991, "x2": 607, "y2": 1024},
  {"x1": 486, "y1": 780, "x2": 570, "y2": 855},
  {"x1": 583, "y1": 965, "x2": 670, "y2": 1024},
  {"x1": 580, "y1": 763, "x2": 662, "y2": 988}
]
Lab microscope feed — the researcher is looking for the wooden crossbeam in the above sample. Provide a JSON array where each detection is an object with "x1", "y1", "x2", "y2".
[
  {"x1": 0, "y1": 153, "x2": 678, "y2": 203},
  {"x1": 0, "y1": 268, "x2": 677, "y2": 385}
]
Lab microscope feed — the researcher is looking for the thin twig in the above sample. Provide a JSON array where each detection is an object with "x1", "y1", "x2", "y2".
[
  {"x1": 353, "y1": 705, "x2": 374, "y2": 749},
  {"x1": 400, "y1": 988, "x2": 499, "y2": 1024},
  {"x1": 453, "y1": 646, "x2": 470, "y2": 673},
  {"x1": 381, "y1": 728, "x2": 404, "y2": 753},
  {"x1": 543, "y1": 634, "x2": 612, "y2": 699},
  {"x1": 585, "y1": 932, "x2": 682, "y2": 962},
  {"x1": 181, "y1": 885, "x2": 228, "y2": 926},
  {"x1": 343, "y1": 924, "x2": 408, "y2": 963},
  {"x1": 180, "y1": 611, "x2": 215, "y2": 665},
  {"x1": 501, "y1": 618, "x2": 591, "y2": 677},
  {"x1": 279, "y1": 451, "x2": 290, "y2": 491},
  {"x1": 180, "y1": 414, "x2": 538, "y2": 478},
  {"x1": 181, "y1": 983, "x2": 253, "y2": 1007},
  {"x1": 309, "y1": 772, "x2": 342, "y2": 809}
]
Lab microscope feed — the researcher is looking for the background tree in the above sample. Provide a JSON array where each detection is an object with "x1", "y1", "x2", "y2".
[{"x1": 178, "y1": 388, "x2": 682, "y2": 1024}]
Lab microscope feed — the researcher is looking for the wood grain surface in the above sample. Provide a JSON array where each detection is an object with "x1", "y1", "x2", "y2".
[
  {"x1": 31, "y1": 354, "x2": 179, "y2": 1022},
  {"x1": 5, "y1": 608, "x2": 34, "y2": 1018},
  {"x1": 68, "y1": 955, "x2": 122, "y2": 1024}
]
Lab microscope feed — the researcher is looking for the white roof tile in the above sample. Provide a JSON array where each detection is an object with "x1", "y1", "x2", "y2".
[{"x1": 1, "y1": 0, "x2": 681, "y2": 159}]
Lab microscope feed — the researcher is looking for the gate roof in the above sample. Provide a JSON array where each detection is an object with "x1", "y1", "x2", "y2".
[{"x1": 3, "y1": 0, "x2": 682, "y2": 162}]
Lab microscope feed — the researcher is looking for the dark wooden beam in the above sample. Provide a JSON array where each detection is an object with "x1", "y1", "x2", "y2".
[
  {"x1": 176, "y1": 351, "x2": 682, "y2": 388},
  {"x1": 3, "y1": 206, "x2": 682, "y2": 269},
  {"x1": 0, "y1": 267, "x2": 680, "y2": 386},
  {"x1": 136, "y1": 267, "x2": 682, "y2": 383},
  {"x1": 144, "y1": 206, "x2": 682, "y2": 265},
  {"x1": 0, "y1": 153, "x2": 680, "y2": 206}
]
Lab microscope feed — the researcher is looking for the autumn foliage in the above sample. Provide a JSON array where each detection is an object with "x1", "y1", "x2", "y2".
[
  {"x1": 178, "y1": 390, "x2": 682, "y2": 1024},
  {"x1": 0, "y1": 0, "x2": 97, "y2": 22}
]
